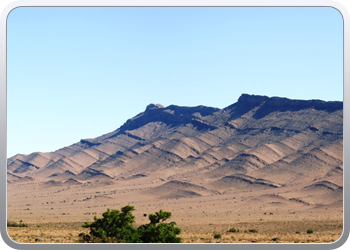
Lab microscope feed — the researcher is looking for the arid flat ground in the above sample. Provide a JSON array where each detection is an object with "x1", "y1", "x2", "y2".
[
  {"x1": 7, "y1": 220, "x2": 343, "y2": 243},
  {"x1": 7, "y1": 179, "x2": 343, "y2": 244}
]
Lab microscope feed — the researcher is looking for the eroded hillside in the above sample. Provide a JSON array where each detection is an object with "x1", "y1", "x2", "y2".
[{"x1": 7, "y1": 94, "x2": 343, "y2": 223}]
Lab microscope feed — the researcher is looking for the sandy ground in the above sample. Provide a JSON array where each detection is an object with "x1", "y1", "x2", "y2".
[{"x1": 7, "y1": 180, "x2": 343, "y2": 244}]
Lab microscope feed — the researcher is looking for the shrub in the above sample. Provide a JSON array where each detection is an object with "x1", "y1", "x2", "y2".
[
  {"x1": 307, "y1": 229, "x2": 313, "y2": 234},
  {"x1": 227, "y1": 227, "x2": 239, "y2": 233},
  {"x1": 138, "y1": 210, "x2": 181, "y2": 243},
  {"x1": 79, "y1": 205, "x2": 181, "y2": 243},
  {"x1": 295, "y1": 231, "x2": 300, "y2": 234},
  {"x1": 213, "y1": 232, "x2": 222, "y2": 239},
  {"x1": 7, "y1": 221, "x2": 28, "y2": 227},
  {"x1": 248, "y1": 229, "x2": 258, "y2": 233},
  {"x1": 80, "y1": 205, "x2": 139, "y2": 243}
]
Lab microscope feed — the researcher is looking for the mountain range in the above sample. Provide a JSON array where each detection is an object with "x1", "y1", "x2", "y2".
[{"x1": 7, "y1": 94, "x2": 343, "y2": 207}]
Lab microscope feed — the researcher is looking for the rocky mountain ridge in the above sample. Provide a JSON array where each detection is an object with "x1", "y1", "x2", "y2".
[{"x1": 7, "y1": 94, "x2": 343, "y2": 207}]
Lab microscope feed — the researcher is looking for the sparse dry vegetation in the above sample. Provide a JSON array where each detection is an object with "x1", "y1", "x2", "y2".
[
  {"x1": 7, "y1": 220, "x2": 29, "y2": 227},
  {"x1": 7, "y1": 219, "x2": 343, "y2": 243}
]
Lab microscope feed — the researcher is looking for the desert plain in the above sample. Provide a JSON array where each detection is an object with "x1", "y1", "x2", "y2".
[{"x1": 7, "y1": 178, "x2": 343, "y2": 243}]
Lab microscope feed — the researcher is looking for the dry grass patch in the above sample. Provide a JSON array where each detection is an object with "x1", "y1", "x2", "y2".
[
  {"x1": 7, "y1": 219, "x2": 342, "y2": 244},
  {"x1": 7, "y1": 223, "x2": 89, "y2": 243},
  {"x1": 179, "y1": 220, "x2": 343, "y2": 243}
]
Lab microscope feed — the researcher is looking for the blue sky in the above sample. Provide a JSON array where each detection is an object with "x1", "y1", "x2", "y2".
[{"x1": 7, "y1": 7, "x2": 343, "y2": 157}]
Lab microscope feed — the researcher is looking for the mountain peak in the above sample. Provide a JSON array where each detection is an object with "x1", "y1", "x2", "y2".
[
  {"x1": 237, "y1": 94, "x2": 269, "y2": 105},
  {"x1": 146, "y1": 103, "x2": 165, "y2": 110}
]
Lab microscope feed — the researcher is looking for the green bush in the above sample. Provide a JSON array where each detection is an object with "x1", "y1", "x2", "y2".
[
  {"x1": 79, "y1": 205, "x2": 181, "y2": 243},
  {"x1": 138, "y1": 210, "x2": 181, "y2": 243},
  {"x1": 227, "y1": 227, "x2": 239, "y2": 233},
  {"x1": 7, "y1": 221, "x2": 28, "y2": 227},
  {"x1": 213, "y1": 232, "x2": 222, "y2": 239},
  {"x1": 295, "y1": 231, "x2": 300, "y2": 234},
  {"x1": 248, "y1": 229, "x2": 258, "y2": 233},
  {"x1": 307, "y1": 229, "x2": 313, "y2": 234}
]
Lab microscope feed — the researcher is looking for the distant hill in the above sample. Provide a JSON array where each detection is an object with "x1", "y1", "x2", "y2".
[{"x1": 7, "y1": 94, "x2": 343, "y2": 207}]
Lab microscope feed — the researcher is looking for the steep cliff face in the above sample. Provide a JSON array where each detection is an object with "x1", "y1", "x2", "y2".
[
  {"x1": 222, "y1": 93, "x2": 342, "y2": 120},
  {"x1": 252, "y1": 96, "x2": 342, "y2": 119},
  {"x1": 7, "y1": 94, "x2": 343, "y2": 200}
]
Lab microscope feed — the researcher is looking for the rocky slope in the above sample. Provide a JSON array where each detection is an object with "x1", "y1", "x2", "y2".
[{"x1": 7, "y1": 94, "x2": 343, "y2": 207}]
